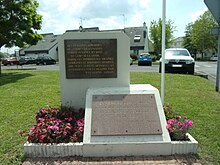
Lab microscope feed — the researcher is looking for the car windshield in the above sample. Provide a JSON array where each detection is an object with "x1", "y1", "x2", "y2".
[
  {"x1": 140, "y1": 54, "x2": 151, "y2": 58},
  {"x1": 166, "y1": 50, "x2": 190, "y2": 56}
]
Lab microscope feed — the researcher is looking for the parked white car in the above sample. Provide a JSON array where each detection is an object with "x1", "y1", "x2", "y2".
[
  {"x1": 210, "y1": 54, "x2": 218, "y2": 61},
  {"x1": 159, "y1": 48, "x2": 195, "y2": 74}
]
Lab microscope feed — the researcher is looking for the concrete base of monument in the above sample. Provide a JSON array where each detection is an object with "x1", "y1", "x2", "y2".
[
  {"x1": 23, "y1": 84, "x2": 198, "y2": 158},
  {"x1": 24, "y1": 134, "x2": 198, "y2": 157},
  {"x1": 83, "y1": 84, "x2": 172, "y2": 157},
  {"x1": 83, "y1": 142, "x2": 172, "y2": 157}
]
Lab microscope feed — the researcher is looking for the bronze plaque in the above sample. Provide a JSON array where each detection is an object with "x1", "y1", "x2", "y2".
[
  {"x1": 91, "y1": 94, "x2": 162, "y2": 136},
  {"x1": 64, "y1": 39, "x2": 117, "y2": 79}
]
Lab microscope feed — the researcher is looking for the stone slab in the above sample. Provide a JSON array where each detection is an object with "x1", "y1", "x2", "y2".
[
  {"x1": 58, "y1": 32, "x2": 130, "y2": 109},
  {"x1": 83, "y1": 84, "x2": 171, "y2": 143},
  {"x1": 64, "y1": 39, "x2": 117, "y2": 79},
  {"x1": 91, "y1": 94, "x2": 162, "y2": 136}
]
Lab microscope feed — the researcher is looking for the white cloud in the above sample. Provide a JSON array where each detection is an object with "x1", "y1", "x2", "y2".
[
  {"x1": 36, "y1": 0, "x2": 152, "y2": 34},
  {"x1": 190, "y1": 8, "x2": 207, "y2": 22}
]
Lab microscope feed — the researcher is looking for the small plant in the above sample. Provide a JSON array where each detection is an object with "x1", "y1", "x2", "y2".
[
  {"x1": 166, "y1": 115, "x2": 193, "y2": 141},
  {"x1": 163, "y1": 104, "x2": 176, "y2": 120},
  {"x1": 18, "y1": 107, "x2": 85, "y2": 143}
]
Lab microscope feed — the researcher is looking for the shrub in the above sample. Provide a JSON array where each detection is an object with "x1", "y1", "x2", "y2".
[
  {"x1": 164, "y1": 104, "x2": 193, "y2": 141},
  {"x1": 19, "y1": 107, "x2": 85, "y2": 143},
  {"x1": 130, "y1": 54, "x2": 138, "y2": 60},
  {"x1": 163, "y1": 104, "x2": 176, "y2": 120},
  {"x1": 166, "y1": 115, "x2": 193, "y2": 141}
]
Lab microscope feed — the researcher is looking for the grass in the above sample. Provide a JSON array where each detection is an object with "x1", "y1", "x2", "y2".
[
  {"x1": 131, "y1": 72, "x2": 220, "y2": 165},
  {"x1": 0, "y1": 70, "x2": 219, "y2": 164}
]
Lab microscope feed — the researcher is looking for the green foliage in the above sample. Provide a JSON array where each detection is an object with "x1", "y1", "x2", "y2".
[
  {"x1": 149, "y1": 18, "x2": 176, "y2": 55},
  {"x1": 183, "y1": 23, "x2": 197, "y2": 55},
  {"x1": 0, "y1": 0, "x2": 43, "y2": 48},
  {"x1": 191, "y1": 11, "x2": 218, "y2": 55},
  {"x1": 183, "y1": 11, "x2": 218, "y2": 59},
  {"x1": 130, "y1": 53, "x2": 138, "y2": 60},
  {"x1": 163, "y1": 104, "x2": 176, "y2": 119}
]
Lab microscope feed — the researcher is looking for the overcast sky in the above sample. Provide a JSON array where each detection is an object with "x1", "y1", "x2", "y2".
[{"x1": 1, "y1": 0, "x2": 208, "y2": 53}]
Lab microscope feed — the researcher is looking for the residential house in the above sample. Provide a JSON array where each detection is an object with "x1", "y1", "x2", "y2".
[
  {"x1": 19, "y1": 33, "x2": 60, "y2": 61},
  {"x1": 173, "y1": 37, "x2": 184, "y2": 48},
  {"x1": 19, "y1": 23, "x2": 149, "y2": 59},
  {"x1": 101, "y1": 22, "x2": 149, "y2": 55},
  {"x1": 124, "y1": 22, "x2": 149, "y2": 55}
]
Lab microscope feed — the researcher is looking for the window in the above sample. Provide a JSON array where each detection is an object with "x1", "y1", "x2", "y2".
[{"x1": 134, "y1": 35, "x2": 141, "y2": 42}]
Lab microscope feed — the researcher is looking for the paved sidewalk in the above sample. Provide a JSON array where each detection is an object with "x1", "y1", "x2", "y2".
[{"x1": 22, "y1": 155, "x2": 201, "y2": 165}]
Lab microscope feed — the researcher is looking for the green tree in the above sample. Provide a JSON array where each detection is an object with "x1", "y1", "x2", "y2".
[
  {"x1": 183, "y1": 23, "x2": 197, "y2": 57},
  {"x1": 0, "y1": 52, "x2": 4, "y2": 59},
  {"x1": 191, "y1": 11, "x2": 218, "y2": 59},
  {"x1": 0, "y1": 0, "x2": 42, "y2": 74},
  {"x1": 149, "y1": 18, "x2": 175, "y2": 56}
]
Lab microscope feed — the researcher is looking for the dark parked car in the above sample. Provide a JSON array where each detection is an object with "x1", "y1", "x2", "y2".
[
  {"x1": 18, "y1": 57, "x2": 37, "y2": 65},
  {"x1": 36, "y1": 56, "x2": 56, "y2": 65},
  {"x1": 138, "y1": 53, "x2": 152, "y2": 66}
]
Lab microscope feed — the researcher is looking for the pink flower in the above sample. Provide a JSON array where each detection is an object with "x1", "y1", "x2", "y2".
[
  {"x1": 185, "y1": 120, "x2": 193, "y2": 127},
  {"x1": 55, "y1": 119, "x2": 62, "y2": 123},
  {"x1": 166, "y1": 124, "x2": 171, "y2": 129},
  {"x1": 47, "y1": 125, "x2": 59, "y2": 131},
  {"x1": 65, "y1": 117, "x2": 73, "y2": 122},
  {"x1": 177, "y1": 122, "x2": 182, "y2": 126},
  {"x1": 39, "y1": 118, "x2": 45, "y2": 123},
  {"x1": 78, "y1": 127, "x2": 84, "y2": 132},
  {"x1": 30, "y1": 127, "x2": 35, "y2": 132},
  {"x1": 41, "y1": 108, "x2": 46, "y2": 114},
  {"x1": 39, "y1": 135, "x2": 45, "y2": 142},
  {"x1": 63, "y1": 131, "x2": 67, "y2": 136},
  {"x1": 77, "y1": 118, "x2": 84, "y2": 127}
]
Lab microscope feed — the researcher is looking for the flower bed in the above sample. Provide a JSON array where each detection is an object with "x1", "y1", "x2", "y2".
[
  {"x1": 21, "y1": 105, "x2": 198, "y2": 157},
  {"x1": 19, "y1": 107, "x2": 84, "y2": 143}
]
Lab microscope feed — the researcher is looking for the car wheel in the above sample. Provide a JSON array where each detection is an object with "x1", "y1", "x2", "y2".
[
  {"x1": 159, "y1": 63, "x2": 161, "y2": 73},
  {"x1": 188, "y1": 70, "x2": 194, "y2": 75}
]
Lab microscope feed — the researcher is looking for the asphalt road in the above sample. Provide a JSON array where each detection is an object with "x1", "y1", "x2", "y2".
[{"x1": 1, "y1": 61, "x2": 219, "y2": 84}]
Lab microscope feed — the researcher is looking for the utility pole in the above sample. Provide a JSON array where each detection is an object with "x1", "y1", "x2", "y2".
[
  {"x1": 204, "y1": 0, "x2": 220, "y2": 91},
  {"x1": 161, "y1": 0, "x2": 166, "y2": 105},
  {"x1": 211, "y1": 28, "x2": 220, "y2": 91}
]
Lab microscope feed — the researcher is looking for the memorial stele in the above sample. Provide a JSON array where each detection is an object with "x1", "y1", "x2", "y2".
[
  {"x1": 58, "y1": 32, "x2": 130, "y2": 108},
  {"x1": 58, "y1": 31, "x2": 171, "y2": 157}
]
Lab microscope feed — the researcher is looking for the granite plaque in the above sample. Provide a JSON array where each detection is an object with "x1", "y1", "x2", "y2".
[
  {"x1": 91, "y1": 94, "x2": 162, "y2": 136},
  {"x1": 64, "y1": 39, "x2": 117, "y2": 79}
]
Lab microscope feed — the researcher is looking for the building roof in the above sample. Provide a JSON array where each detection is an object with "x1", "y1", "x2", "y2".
[
  {"x1": 66, "y1": 27, "x2": 99, "y2": 32},
  {"x1": 23, "y1": 33, "x2": 60, "y2": 53},
  {"x1": 102, "y1": 26, "x2": 146, "y2": 48},
  {"x1": 19, "y1": 25, "x2": 147, "y2": 55}
]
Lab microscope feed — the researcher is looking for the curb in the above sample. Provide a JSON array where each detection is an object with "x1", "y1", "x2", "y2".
[{"x1": 194, "y1": 71, "x2": 208, "y2": 79}]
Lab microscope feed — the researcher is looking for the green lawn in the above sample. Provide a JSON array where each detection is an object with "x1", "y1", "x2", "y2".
[{"x1": 0, "y1": 70, "x2": 219, "y2": 164}]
